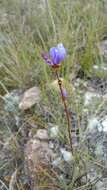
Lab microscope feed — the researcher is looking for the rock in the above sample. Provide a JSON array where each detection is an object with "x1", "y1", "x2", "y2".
[
  {"x1": 35, "y1": 129, "x2": 49, "y2": 140},
  {"x1": 87, "y1": 117, "x2": 99, "y2": 131},
  {"x1": 49, "y1": 125, "x2": 59, "y2": 139},
  {"x1": 60, "y1": 148, "x2": 73, "y2": 162},
  {"x1": 101, "y1": 117, "x2": 107, "y2": 132},
  {"x1": 26, "y1": 139, "x2": 54, "y2": 167},
  {"x1": 49, "y1": 141, "x2": 54, "y2": 149},
  {"x1": 19, "y1": 86, "x2": 40, "y2": 110},
  {"x1": 84, "y1": 91, "x2": 101, "y2": 106},
  {"x1": 4, "y1": 90, "x2": 22, "y2": 113},
  {"x1": 74, "y1": 78, "x2": 88, "y2": 88},
  {"x1": 93, "y1": 65, "x2": 107, "y2": 71},
  {"x1": 52, "y1": 157, "x2": 62, "y2": 167},
  {"x1": 25, "y1": 129, "x2": 56, "y2": 190}
]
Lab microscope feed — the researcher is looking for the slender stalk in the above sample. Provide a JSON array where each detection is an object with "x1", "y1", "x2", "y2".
[{"x1": 55, "y1": 70, "x2": 73, "y2": 153}]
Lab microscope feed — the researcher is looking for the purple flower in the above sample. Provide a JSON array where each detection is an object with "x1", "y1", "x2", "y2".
[
  {"x1": 62, "y1": 88, "x2": 68, "y2": 98},
  {"x1": 41, "y1": 52, "x2": 52, "y2": 65},
  {"x1": 42, "y1": 43, "x2": 67, "y2": 67},
  {"x1": 50, "y1": 43, "x2": 66, "y2": 65}
]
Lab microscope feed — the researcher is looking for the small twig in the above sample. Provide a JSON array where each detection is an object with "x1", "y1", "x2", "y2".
[
  {"x1": 55, "y1": 70, "x2": 73, "y2": 153},
  {"x1": 9, "y1": 169, "x2": 17, "y2": 190},
  {"x1": 0, "y1": 179, "x2": 9, "y2": 190},
  {"x1": 74, "y1": 172, "x2": 87, "y2": 185},
  {"x1": 74, "y1": 177, "x2": 101, "y2": 190}
]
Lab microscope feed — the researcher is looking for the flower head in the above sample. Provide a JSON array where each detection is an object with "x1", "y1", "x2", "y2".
[{"x1": 42, "y1": 43, "x2": 66, "y2": 67}]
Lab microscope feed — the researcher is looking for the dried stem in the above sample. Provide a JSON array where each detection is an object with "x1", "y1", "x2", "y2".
[{"x1": 55, "y1": 70, "x2": 73, "y2": 153}]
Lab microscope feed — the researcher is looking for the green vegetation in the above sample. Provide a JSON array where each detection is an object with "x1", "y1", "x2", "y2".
[
  {"x1": 0, "y1": 0, "x2": 107, "y2": 91},
  {"x1": 0, "y1": 0, "x2": 107, "y2": 189}
]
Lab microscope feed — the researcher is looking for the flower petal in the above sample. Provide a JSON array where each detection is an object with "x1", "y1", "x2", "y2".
[
  {"x1": 57, "y1": 43, "x2": 67, "y2": 61},
  {"x1": 49, "y1": 47, "x2": 61, "y2": 65},
  {"x1": 41, "y1": 52, "x2": 52, "y2": 65},
  {"x1": 49, "y1": 43, "x2": 67, "y2": 65}
]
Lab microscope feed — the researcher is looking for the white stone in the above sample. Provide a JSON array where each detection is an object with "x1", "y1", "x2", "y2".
[
  {"x1": 102, "y1": 117, "x2": 107, "y2": 132},
  {"x1": 93, "y1": 65, "x2": 99, "y2": 69},
  {"x1": 19, "y1": 86, "x2": 40, "y2": 110},
  {"x1": 52, "y1": 157, "x2": 62, "y2": 167},
  {"x1": 93, "y1": 65, "x2": 107, "y2": 71},
  {"x1": 87, "y1": 118, "x2": 99, "y2": 131},
  {"x1": 49, "y1": 126, "x2": 59, "y2": 138},
  {"x1": 60, "y1": 148, "x2": 73, "y2": 162},
  {"x1": 102, "y1": 66, "x2": 107, "y2": 71},
  {"x1": 35, "y1": 129, "x2": 49, "y2": 140},
  {"x1": 59, "y1": 174, "x2": 64, "y2": 180},
  {"x1": 97, "y1": 123, "x2": 103, "y2": 132}
]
